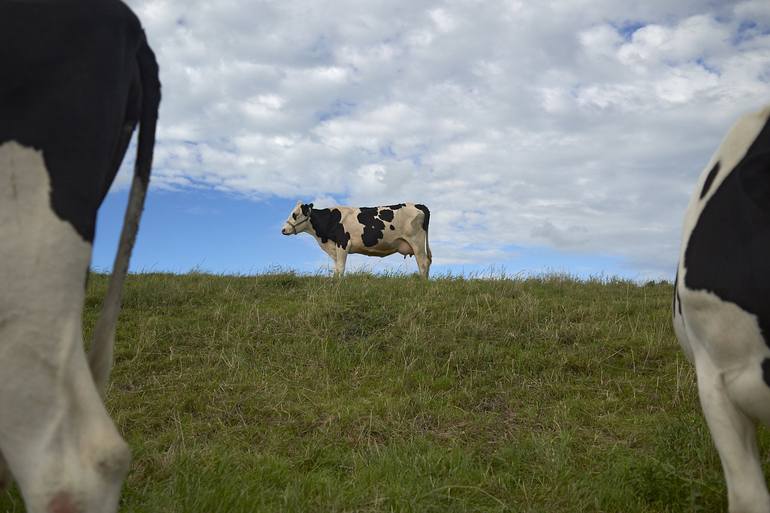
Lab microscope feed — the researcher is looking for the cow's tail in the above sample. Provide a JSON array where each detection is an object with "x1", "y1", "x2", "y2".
[
  {"x1": 88, "y1": 35, "x2": 161, "y2": 397},
  {"x1": 415, "y1": 204, "x2": 432, "y2": 261}
]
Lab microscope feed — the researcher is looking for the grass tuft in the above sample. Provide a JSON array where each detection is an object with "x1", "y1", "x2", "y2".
[{"x1": 1, "y1": 272, "x2": 758, "y2": 512}]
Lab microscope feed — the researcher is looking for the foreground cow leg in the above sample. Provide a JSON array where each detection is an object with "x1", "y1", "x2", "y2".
[
  {"x1": 695, "y1": 354, "x2": 770, "y2": 513},
  {"x1": 0, "y1": 143, "x2": 130, "y2": 513}
]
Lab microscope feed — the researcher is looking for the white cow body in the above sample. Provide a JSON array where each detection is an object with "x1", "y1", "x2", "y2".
[
  {"x1": 282, "y1": 202, "x2": 433, "y2": 277},
  {"x1": 674, "y1": 105, "x2": 770, "y2": 513}
]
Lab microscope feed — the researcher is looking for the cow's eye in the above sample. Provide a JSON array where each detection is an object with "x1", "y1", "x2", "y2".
[{"x1": 292, "y1": 213, "x2": 297, "y2": 219}]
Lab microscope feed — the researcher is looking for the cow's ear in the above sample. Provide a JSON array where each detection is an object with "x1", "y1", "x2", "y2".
[{"x1": 308, "y1": 203, "x2": 314, "y2": 210}]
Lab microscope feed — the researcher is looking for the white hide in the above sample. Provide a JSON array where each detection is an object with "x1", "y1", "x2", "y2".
[{"x1": 0, "y1": 141, "x2": 129, "y2": 513}]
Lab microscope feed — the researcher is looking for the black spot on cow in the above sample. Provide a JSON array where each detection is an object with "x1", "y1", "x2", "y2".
[
  {"x1": 387, "y1": 203, "x2": 405, "y2": 210},
  {"x1": 301, "y1": 203, "x2": 313, "y2": 216},
  {"x1": 700, "y1": 162, "x2": 721, "y2": 199},
  {"x1": 415, "y1": 204, "x2": 430, "y2": 232},
  {"x1": 379, "y1": 208, "x2": 394, "y2": 222},
  {"x1": 762, "y1": 358, "x2": 770, "y2": 388},
  {"x1": 309, "y1": 207, "x2": 350, "y2": 249},
  {"x1": 0, "y1": 2, "x2": 159, "y2": 242},
  {"x1": 390, "y1": 225, "x2": 395, "y2": 230},
  {"x1": 684, "y1": 117, "x2": 770, "y2": 347},
  {"x1": 357, "y1": 207, "x2": 385, "y2": 247},
  {"x1": 742, "y1": 151, "x2": 770, "y2": 211}
]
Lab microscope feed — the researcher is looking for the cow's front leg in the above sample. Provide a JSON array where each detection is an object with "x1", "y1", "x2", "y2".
[{"x1": 334, "y1": 247, "x2": 348, "y2": 277}]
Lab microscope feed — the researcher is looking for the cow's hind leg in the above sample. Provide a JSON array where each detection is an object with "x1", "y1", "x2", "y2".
[
  {"x1": 405, "y1": 235, "x2": 430, "y2": 278},
  {"x1": 695, "y1": 354, "x2": 770, "y2": 513}
]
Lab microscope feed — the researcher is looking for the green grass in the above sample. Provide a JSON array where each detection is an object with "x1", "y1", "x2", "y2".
[{"x1": 2, "y1": 271, "x2": 765, "y2": 512}]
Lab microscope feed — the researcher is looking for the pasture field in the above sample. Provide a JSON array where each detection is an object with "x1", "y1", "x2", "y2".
[{"x1": 2, "y1": 271, "x2": 763, "y2": 512}]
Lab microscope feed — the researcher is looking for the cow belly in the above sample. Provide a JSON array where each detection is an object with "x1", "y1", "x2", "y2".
[
  {"x1": 354, "y1": 239, "x2": 413, "y2": 257},
  {"x1": 357, "y1": 247, "x2": 397, "y2": 257}
]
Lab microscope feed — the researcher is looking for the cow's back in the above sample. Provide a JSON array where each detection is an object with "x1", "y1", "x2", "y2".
[{"x1": 341, "y1": 203, "x2": 427, "y2": 255}]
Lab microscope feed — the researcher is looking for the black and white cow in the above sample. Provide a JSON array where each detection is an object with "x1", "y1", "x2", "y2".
[
  {"x1": 0, "y1": 2, "x2": 160, "y2": 512},
  {"x1": 674, "y1": 105, "x2": 770, "y2": 513},
  {"x1": 282, "y1": 202, "x2": 432, "y2": 277}
]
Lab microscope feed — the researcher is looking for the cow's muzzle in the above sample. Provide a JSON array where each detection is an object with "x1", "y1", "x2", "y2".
[{"x1": 284, "y1": 216, "x2": 310, "y2": 235}]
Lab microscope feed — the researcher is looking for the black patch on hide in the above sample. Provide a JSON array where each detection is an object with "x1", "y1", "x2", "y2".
[
  {"x1": 309, "y1": 208, "x2": 350, "y2": 249},
  {"x1": 684, "y1": 116, "x2": 770, "y2": 347},
  {"x1": 357, "y1": 207, "x2": 385, "y2": 247}
]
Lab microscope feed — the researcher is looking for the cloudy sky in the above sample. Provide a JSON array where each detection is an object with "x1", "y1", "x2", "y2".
[{"x1": 93, "y1": 0, "x2": 770, "y2": 280}]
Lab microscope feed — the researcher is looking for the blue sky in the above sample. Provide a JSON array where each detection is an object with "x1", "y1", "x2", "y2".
[
  {"x1": 106, "y1": 0, "x2": 770, "y2": 281},
  {"x1": 94, "y1": 189, "x2": 634, "y2": 279}
]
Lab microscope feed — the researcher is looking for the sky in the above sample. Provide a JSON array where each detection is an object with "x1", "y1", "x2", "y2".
[{"x1": 94, "y1": 0, "x2": 770, "y2": 280}]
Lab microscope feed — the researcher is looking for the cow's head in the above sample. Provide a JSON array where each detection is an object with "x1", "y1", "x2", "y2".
[{"x1": 281, "y1": 201, "x2": 313, "y2": 235}]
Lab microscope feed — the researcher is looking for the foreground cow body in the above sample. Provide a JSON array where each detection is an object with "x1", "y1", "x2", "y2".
[
  {"x1": 282, "y1": 202, "x2": 432, "y2": 277},
  {"x1": 0, "y1": 2, "x2": 160, "y2": 512},
  {"x1": 674, "y1": 105, "x2": 770, "y2": 513}
]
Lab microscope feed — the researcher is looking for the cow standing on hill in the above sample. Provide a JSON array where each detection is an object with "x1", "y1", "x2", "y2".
[
  {"x1": 282, "y1": 202, "x2": 432, "y2": 277},
  {"x1": 0, "y1": 1, "x2": 160, "y2": 512},
  {"x1": 673, "y1": 105, "x2": 770, "y2": 513}
]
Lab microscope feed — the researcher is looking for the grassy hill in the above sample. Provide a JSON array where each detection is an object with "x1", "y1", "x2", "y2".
[{"x1": 0, "y1": 272, "x2": 752, "y2": 512}]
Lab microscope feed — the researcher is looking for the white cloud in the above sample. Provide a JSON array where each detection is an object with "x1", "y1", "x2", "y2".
[{"x1": 121, "y1": 0, "x2": 770, "y2": 278}]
